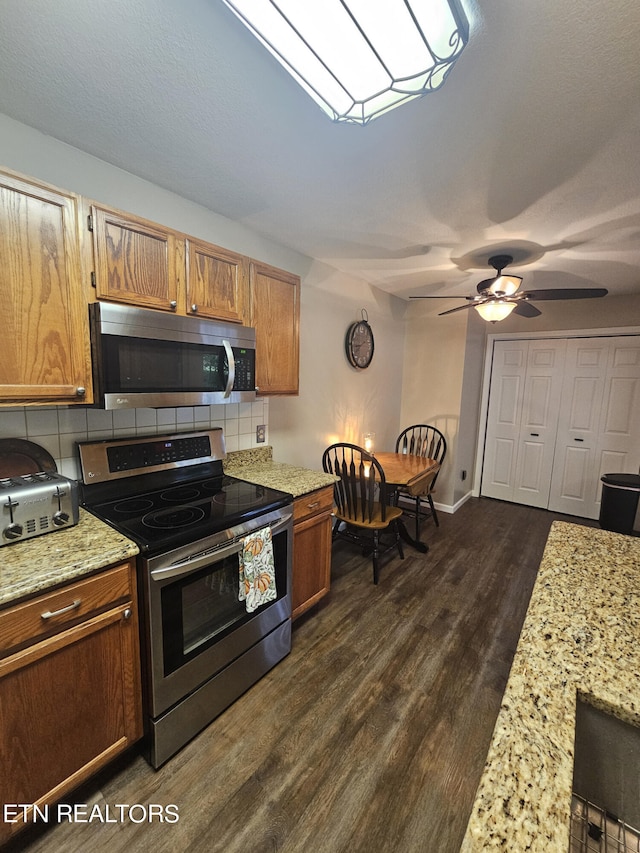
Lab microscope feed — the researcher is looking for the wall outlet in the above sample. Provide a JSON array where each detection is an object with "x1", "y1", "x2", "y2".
[{"x1": 256, "y1": 424, "x2": 266, "y2": 443}]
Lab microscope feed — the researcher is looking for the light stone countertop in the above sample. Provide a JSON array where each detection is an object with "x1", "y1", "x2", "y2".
[
  {"x1": 224, "y1": 446, "x2": 338, "y2": 497},
  {"x1": 461, "y1": 521, "x2": 640, "y2": 851},
  {"x1": 0, "y1": 508, "x2": 139, "y2": 608}
]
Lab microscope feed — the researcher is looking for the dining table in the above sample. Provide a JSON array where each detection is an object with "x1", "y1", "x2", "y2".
[{"x1": 373, "y1": 451, "x2": 441, "y2": 553}]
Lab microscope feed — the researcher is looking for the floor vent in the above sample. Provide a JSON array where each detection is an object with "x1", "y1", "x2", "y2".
[{"x1": 571, "y1": 794, "x2": 640, "y2": 852}]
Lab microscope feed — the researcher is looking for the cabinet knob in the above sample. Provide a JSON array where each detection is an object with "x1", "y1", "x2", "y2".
[
  {"x1": 76, "y1": 386, "x2": 86, "y2": 397},
  {"x1": 123, "y1": 608, "x2": 132, "y2": 620},
  {"x1": 169, "y1": 300, "x2": 177, "y2": 310},
  {"x1": 191, "y1": 304, "x2": 198, "y2": 313}
]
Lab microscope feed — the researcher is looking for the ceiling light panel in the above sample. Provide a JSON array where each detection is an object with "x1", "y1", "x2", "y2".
[{"x1": 221, "y1": 0, "x2": 469, "y2": 124}]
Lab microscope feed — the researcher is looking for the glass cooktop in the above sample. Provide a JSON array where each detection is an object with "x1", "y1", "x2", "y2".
[{"x1": 84, "y1": 473, "x2": 291, "y2": 553}]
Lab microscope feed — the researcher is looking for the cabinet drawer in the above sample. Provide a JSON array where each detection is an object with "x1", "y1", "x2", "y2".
[
  {"x1": 0, "y1": 563, "x2": 133, "y2": 656},
  {"x1": 293, "y1": 486, "x2": 334, "y2": 524}
]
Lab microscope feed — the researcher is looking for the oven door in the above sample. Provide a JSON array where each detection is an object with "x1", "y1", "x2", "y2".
[{"x1": 142, "y1": 509, "x2": 292, "y2": 718}]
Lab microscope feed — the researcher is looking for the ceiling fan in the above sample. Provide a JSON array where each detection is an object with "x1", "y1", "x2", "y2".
[{"x1": 410, "y1": 254, "x2": 608, "y2": 322}]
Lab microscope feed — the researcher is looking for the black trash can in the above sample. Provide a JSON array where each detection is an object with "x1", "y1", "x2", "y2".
[{"x1": 599, "y1": 473, "x2": 640, "y2": 534}]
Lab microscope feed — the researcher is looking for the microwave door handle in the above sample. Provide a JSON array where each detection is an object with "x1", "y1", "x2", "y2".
[{"x1": 223, "y1": 339, "x2": 235, "y2": 398}]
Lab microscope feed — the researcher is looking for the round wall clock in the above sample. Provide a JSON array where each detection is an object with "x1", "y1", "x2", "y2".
[{"x1": 345, "y1": 310, "x2": 375, "y2": 369}]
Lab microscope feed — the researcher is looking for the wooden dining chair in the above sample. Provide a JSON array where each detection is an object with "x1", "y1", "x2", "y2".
[
  {"x1": 394, "y1": 424, "x2": 447, "y2": 539},
  {"x1": 322, "y1": 443, "x2": 404, "y2": 584}
]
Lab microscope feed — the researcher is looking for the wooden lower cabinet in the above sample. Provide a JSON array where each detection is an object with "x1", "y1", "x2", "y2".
[
  {"x1": 292, "y1": 486, "x2": 334, "y2": 619},
  {"x1": 0, "y1": 561, "x2": 143, "y2": 842}
]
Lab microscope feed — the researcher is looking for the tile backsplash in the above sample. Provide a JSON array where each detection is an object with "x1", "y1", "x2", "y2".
[{"x1": 0, "y1": 400, "x2": 269, "y2": 480}]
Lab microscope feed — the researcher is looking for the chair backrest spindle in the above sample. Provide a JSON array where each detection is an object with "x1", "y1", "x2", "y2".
[
  {"x1": 395, "y1": 424, "x2": 447, "y2": 492},
  {"x1": 322, "y1": 443, "x2": 390, "y2": 525}
]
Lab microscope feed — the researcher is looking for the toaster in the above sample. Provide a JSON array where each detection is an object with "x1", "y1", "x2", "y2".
[{"x1": 0, "y1": 471, "x2": 79, "y2": 546}]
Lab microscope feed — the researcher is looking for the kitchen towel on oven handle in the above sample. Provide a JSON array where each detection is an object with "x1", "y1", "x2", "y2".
[{"x1": 238, "y1": 526, "x2": 277, "y2": 613}]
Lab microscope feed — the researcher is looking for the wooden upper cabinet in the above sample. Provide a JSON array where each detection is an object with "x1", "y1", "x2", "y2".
[
  {"x1": 90, "y1": 205, "x2": 247, "y2": 323},
  {"x1": 0, "y1": 169, "x2": 92, "y2": 405},
  {"x1": 185, "y1": 238, "x2": 246, "y2": 323},
  {"x1": 249, "y1": 260, "x2": 300, "y2": 395},
  {"x1": 90, "y1": 205, "x2": 179, "y2": 311}
]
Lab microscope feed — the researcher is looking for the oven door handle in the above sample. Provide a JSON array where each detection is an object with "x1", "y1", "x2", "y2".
[
  {"x1": 150, "y1": 539, "x2": 243, "y2": 581},
  {"x1": 149, "y1": 510, "x2": 292, "y2": 582},
  {"x1": 223, "y1": 339, "x2": 235, "y2": 398}
]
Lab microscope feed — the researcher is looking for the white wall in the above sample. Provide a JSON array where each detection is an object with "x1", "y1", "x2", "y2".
[
  {"x1": 496, "y1": 294, "x2": 640, "y2": 334},
  {"x1": 269, "y1": 262, "x2": 406, "y2": 471},
  {"x1": 400, "y1": 300, "x2": 470, "y2": 508}
]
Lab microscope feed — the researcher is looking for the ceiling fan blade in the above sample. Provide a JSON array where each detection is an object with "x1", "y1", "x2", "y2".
[
  {"x1": 519, "y1": 287, "x2": 608, "y2": 301},
  {"x1": 409, "y1": 295, "x2": 474, "y2": 300},
  {"x1": 513, "y1": 300, "x2": 542, "y2": 318},
  {"x1": 438, "y1": 303, "x2": 475, "y2": 316}
]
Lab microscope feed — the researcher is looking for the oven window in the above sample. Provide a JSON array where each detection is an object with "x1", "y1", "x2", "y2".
[
  {"x1": 182, "y1": 559, "x2": 244, "y2": 655},
  {"x1": 160, "y1": 529, "x2": 287, "y2": 676}
]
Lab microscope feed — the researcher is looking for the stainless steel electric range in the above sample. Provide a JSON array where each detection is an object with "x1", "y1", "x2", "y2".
[{"x1": 78, "y1": 428, "x2": 293, "y2": 768}]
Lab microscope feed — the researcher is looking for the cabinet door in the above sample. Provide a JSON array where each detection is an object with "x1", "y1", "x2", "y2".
[
  {"x1": 292, "y1": 490, "x2": 333, "y2": 619},
  {"x1": 0, "y1": 603, "x2": 142, "y2": 840},
  {"x1": 186, "y1": 238, "x2": 246, "y2": 323},
  {"x1": 0, "y1": 170, "x2": 92, "y2": 404},
  {"x1": 91, "y1": 205, "x2": 179, "y2": 311},
  {"x1": 249, "y1": 261, "x2": 300, "y2": 395}
]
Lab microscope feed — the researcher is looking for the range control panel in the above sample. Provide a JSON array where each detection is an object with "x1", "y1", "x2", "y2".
[
  {"x1": 77, "y1": 429, "x2": 227, "y2": 484},
  {"x1": 106, "y1": 434, "x2": 212, "y2": 473}
]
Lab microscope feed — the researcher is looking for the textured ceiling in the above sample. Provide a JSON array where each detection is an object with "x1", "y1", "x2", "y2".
[{"x1": 1, "y1": 0, "x2": 639, "y2": 299}]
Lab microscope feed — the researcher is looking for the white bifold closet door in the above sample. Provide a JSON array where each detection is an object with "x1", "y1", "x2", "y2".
[
  {"x1": 481, "y1": 339, "x2": 566, "y2": 509},
  {"x1": 548, "y1": 336, "x2": 640, "y2": 517},
  {"x1": 481, "y1": 336, "x2": 640, "y2": 519}
]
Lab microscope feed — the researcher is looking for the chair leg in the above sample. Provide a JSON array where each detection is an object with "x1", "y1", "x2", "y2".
[
  {"x1": 372, "y1": 530, "x2": 380, "y2": 584},
  {"x1": 394, "y1": 521, "x2": 404, "y2": 561},
  {"x1": 414, "y1": 496, "x2": 421, "y2": 542},
  {"x1": 427, "y1": 494, "x2": 439, "y2": 527}
]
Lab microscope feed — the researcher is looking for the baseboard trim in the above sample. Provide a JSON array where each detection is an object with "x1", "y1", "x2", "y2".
[{"x1": 398, "y1": 491, "x2": 473, "y2": 516}]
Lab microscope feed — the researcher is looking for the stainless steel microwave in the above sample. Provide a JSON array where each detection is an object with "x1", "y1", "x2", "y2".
[{"x1": 89, "y1": 303, "x2": 257, "y2": 409}]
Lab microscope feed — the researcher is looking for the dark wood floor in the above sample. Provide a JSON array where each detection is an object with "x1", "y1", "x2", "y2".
[{"x1": 8, "y1": 497, "x2": 594, "y2": 853}]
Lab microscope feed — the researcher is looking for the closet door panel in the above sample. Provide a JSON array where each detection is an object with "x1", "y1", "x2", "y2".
[
  {"x1": 548, "y1": 339, "x2": 608, "y2": 518},
  {"x1": 591, "y1": 338, "x2": 640, "y2": 516},
  {"x1": 480, "y1": 342, "x2": 527, "y2": 501},
  {"x1": 512, "y1": 341, "x2": 565, "y2": 508}
]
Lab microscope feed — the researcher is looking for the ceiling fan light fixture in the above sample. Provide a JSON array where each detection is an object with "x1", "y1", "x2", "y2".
[
  {"x1": 220, "y1": 0, "x2": 469, "y2": 125},
  {"x1": 474, "y1": 300, "x2": 517, "y2": 323},
  {"x1": 487, "y1": 274, "x2": 522, "y2": 297}
]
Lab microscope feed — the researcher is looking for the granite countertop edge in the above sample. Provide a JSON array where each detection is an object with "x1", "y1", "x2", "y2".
[
  {"x1": 0, "y1": 508, "x2": 140, "y2": 609},
  {"x1": 460, "y1": 521, "x2": 640, "y2": 851}
]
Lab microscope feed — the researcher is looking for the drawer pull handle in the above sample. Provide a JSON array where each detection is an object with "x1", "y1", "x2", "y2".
[
  {"x1": 307, "y1": 501, "x2": 320, "y2": 509},
  {"x1": 41, "y1": 599, "x2": 81, "y2": 620}
]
